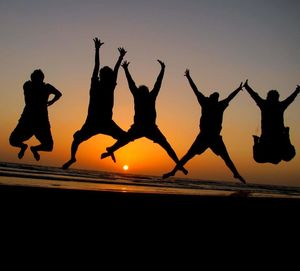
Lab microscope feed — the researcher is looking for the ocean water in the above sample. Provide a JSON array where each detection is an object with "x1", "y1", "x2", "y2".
[{"x1": 1, "y1": 161, "x2": 300, "y2": 198}]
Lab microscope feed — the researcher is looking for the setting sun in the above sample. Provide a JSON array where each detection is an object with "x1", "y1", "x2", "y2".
[{"x1": 123, "y1": 165, "x2": 129, "y2": 171}]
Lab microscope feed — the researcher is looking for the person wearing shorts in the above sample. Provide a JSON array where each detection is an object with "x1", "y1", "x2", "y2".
[
  {"x1": 9, "y1": 69, "x2": 62, "y2": 161},
  {"x1": 101, "y1": 60, "x2": 188, "y2": 175},
  {"x1": 62, "y1": 38, "x2": 126, "y2": 169},
  {"x1": 162, "y1": 69, "x2": 245, "y2": 184}
]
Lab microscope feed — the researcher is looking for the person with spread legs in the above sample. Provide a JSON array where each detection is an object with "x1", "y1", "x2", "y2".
[
  {"x1": 62, "y1": 37, "x2": 126, "y2": 169},
  {"x1": 163, "y1": 69, "x2": 245, "y2": 184},
  {"x1": 101, "y1": 60, "x2": 188, "y2": 175}
]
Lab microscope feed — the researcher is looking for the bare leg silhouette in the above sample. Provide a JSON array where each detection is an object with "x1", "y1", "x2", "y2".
[
  {"x1": 101, "y1": 136, "x2": 188, "y2": 174},
  {"x1": 9, "y1": 133, "x2": 29, "y2": 159},
  {"x1": 216, "y1": 148, "x2": 246, "y2": 184},
  {"x1": 100, "y1": 137, "x2": 131, "y2": 161},
  {"x1": 62, "y1": 139, "x2": 81, "y2": 169},
  {"x1": 18, "y1": 144, "x2": 28, "y2": 159},
  {"x1": 30, "y1": 146, "x2": 40, "y2": 161},
  {"x1": 162, "y1": 147, "x2": 199, "y2": 179},
  {"x1": 30, "y1": 142, "x2": 53, "y2": 161},
  {"x1": 154, "y1": 137, "x2": 188, "y2": 175},
  {"x1": 208, "y1": 136, "x2": 246, "y2": 184}
]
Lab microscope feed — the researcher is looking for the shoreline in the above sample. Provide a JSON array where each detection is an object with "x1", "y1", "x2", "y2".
[
  {"x1": 2, "y1": 161, "x2": 300, "y2": 199},
  {"x1": 1, "y1": 172, "x2": 300, "y2": 199},
  {"x1": 2, "y1": 181, "x2": 300, "y2": 212},
  {"x1": 1, "y1": 162, "x2": 300, "y2": 225},
  {"x1": 2, "y1": 180, "x2": 300, "y2": 233}
]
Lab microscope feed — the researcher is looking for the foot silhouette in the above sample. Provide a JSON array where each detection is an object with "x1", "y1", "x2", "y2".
[
  {"x1": 62, "y1": 158, "x2": 76, "y2": 170},
  {"x1": 100, "y1": 151, "x2": 116, "y2": 163},
  {"x1": 180, "y1": 167, "x2": 188, "y2": 175},
  {"x1": 234, "y1": 174, "x2": 246, "y2": 184},
  {"x1": 30, "y1": 146, "x2": 40, "y2": 161},
  {"x1": 162, "y1": 171, "x2": 175, "y2": 179},
  {"x1": 18, "y1": 145, "x2": 28, "y2": 159}
]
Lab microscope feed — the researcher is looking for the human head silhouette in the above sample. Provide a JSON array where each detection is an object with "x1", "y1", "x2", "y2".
[
  {"x1": 99, "y1": 66, "x2": 114, "y2": 80},
  {"x1": 209, "y1": 92, "x2": 219, "y2": 102},
  {"x1": 31, "y1": 69, "x2": 44, "y2": 83},
  {"x1": 138, "y1": 85, "x2": 150, "y2": 95},
  {"x1": 267, "y1": 90, "x2": 279, "y2": 102}
]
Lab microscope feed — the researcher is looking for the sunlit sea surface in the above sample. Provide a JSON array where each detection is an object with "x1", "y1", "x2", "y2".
[{"x1": 1, "y1": 161, "x2": 300, "y2": 199}]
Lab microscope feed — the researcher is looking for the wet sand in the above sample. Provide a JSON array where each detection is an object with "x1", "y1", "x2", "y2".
[
  {"x1": 1, "y1": 160, "x2": 299, "y2": 233},
  {"x1": 1, "y1": 178, "x2": 300, "y2": 245},
  {"x1": 1, "y1": 177, "x2": 300, "y2": 220}
]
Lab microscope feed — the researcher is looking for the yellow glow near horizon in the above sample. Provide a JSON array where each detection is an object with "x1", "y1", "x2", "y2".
[{"x1": 123, "y1": 165, "x2": 129, "y2": 171}]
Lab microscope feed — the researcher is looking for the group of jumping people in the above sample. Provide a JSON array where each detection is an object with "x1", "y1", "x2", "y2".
[{"x1": 9, "y1": 37, "x2": 300, "y2": 184}]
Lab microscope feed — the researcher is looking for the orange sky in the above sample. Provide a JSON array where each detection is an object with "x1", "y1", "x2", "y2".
[{"x1": 1, "y1": 1, "x2": 299, "y2": 186}]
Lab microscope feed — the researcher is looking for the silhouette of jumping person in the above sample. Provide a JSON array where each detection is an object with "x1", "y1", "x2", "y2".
[
  {"x1": 163, "y1": 69, "x2": 246, "y2": 184},
  {"x1": 243, "y1": 80, "x2": 300, "y2": 164},
  {"x1": 101, "y1": 60, "x2": 188, "y2": 175},
  {"x1": 62, "y1": 38, "x2": 127, "y2": 169},
  {"x1": 9, "y1": 69, "x2": 62, "y2": 161}
]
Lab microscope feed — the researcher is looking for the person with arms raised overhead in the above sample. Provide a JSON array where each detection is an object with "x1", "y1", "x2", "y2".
[
  {"x1": 62, "y1": 37, "x2": 127, "y2": 169},
  {"x1": 243, "y1": 80, "x2": 300, "y2": 164},
  {"x1": 9, "y1": 69, "x2": 62, "y2": 161},
  {"x1": 163, "y1": 69, "x2": 245, "y2": 184},
  {"x1": 101, "y1": 60, "x2": 188, "y2": 175}
]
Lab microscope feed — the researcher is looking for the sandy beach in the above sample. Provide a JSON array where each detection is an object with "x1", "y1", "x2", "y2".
[
  {"x1": 1, "y1": 162, "x2": 300, "y2": 231},
  {"x1": 1, "y1": 178, "x2": 300, "y2": 244},
  {"x1": 1, "y1": 175, "x2": 300, "y2": 223},
  {"x1": 2, "y1": 178, "x2": 300, "y2": 210},
  {"x1": 2, "y1": 176, "x2": 298, "y2": 261}
]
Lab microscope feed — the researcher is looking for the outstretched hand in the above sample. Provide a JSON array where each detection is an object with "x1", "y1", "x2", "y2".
[
  {"x1": 157, "y1": 59, "x2": 165, "y2": 68},
  {"x1": 122, "y1": 60, "x2": 130, "y2": 69},
  {"x1": 184, "y1": 69, "x2": 190, "y2": 77},
  {"x1": 237, "y1": 82, "x2": 243, "y2": 91},
  {"x1": 118, "y1": 47, "x2": 127, "y2": 57},
  {"x1": 243, "y1": 79, "x2": 249, "y2": 88},
  {"x1": 94, "y1": 37, "x2": 104, "y2": 49}
]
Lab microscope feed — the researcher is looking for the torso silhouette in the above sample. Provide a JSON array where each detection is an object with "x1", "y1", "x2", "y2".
[
  {"x1": 133, "y1": 92, "x2": 157, "y2": 126},
  {"x1": 21, "y1": 81, "x2": 54, "y2": 126},
  {"x1": 199, "y1": 98, "x2": 228, "y2": 136},
  {"x1": 87, "y1": 76, "x2": 116, "y2": 122},
  {"x1": 257, "y1": 99, "x2": 286, "y2": 138}
]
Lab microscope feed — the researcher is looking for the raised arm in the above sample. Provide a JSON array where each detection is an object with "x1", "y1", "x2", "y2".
[
  {"x1": 185, "y1": 69, "x2": 206, "y2": 104},
  {"x1": 222, "y1": 82, "x2": 243, "y2": 104},
  {"x1": 47, "y1": 84, "x2": 62, "y2": 106},
  {"x1": 92, "y1": 37, "x2": 104, "y2": 79},
  {"x1": 113, "y1": 47, "x2": 127, "y2": 80},
  {"x1": 122, "y1": 61, "x2": 137, "y2": 95},
  {"x1": 23, "y1": 81, "x2": 32, "y2": 105},
  {"x1": 151, "y1": 60, "x2": 165, "y2": 98},
  {"x1": 281, "y1": 85, "x2": 300, "y2": 109},
  {"x1": 243, "y1": 79, "x2": 263, "y2": 105}
]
